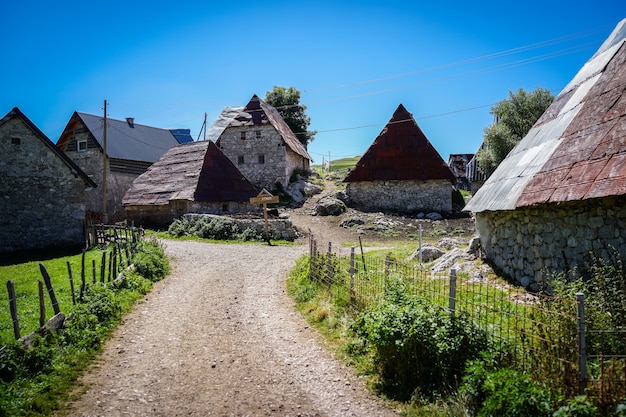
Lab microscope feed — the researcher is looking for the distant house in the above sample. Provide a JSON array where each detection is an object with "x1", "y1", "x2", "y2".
[
  {"x1": 464, "y1": 18, "x2": 626, "y2": 289},
  {"x1": 0, "y1": 107, "x2": 96, "y2": 253},
  {"x1": 448, "y1": 154, "x2": 474, "y2": 191},
  {"x1": 343, "y1": 104, "x2": 456, "y2": 213},
  {"x1": 466, "y1": 146, "x2": 488, "y2": 194},
  {"x1": 56, "y1": 112, "x2": 192, "y2": 222},
  {"x1": 215, "y1": 95, "x2": 312, "y2": 190},
  {"x1": 122, "y1": 140, "x2": 258, "y2": 228}
]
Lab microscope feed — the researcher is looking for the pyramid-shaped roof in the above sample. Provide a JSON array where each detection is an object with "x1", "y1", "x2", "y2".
[
  {"x1": 465, "y1": 18, "x2": 626, "y2": 213},
  {"x1": 122, "y1": 140, "x2": 257, "y2": 206},
  {"x1": 221, "y1": 95, "x2": 312, "y2": 161},
  {"x1": 344, "y1": 104, "x2": 455, "y2": 183}
]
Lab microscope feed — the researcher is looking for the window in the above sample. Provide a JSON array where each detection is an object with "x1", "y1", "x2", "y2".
[
  {"x1": 238, "y1": 155, "x2": 244, "y2": 165},
  {"x1": 258, "y1": 154, "x2": 265, "y2": 164},
  {"x1": 240, "y1": 131, "x2": 246, "y2": 140},
  {"x1": 77, "y1": 139, "x2": 87, "y2": 151},
  {"x1": 11, "y1": 137, "x2": 20, "y2": 145},
  {"x1": 255, "y1": 130, "x2": 261, "y2": 139}
]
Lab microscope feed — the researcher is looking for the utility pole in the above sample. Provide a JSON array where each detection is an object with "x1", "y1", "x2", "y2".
[
  {"x1": 328, "y1": 151, "x2": 331, "y2": 172},
  {"x1": 197, "y1": 112, "x2": 207, "y2": 141},
  {"x1": 102, "y1": 100, "x2": 108, "y2": 224}
]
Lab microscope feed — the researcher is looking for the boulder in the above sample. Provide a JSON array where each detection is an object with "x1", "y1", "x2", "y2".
[
  {"x1": 425, "y1": 212, "x2": 443, "y2": 221},
  {"x1": 407, "y1": 244, "x2": 445, "y2": 262},
  {"x1": 315, "y1": 196, "x2": 346, "y2": 216}
]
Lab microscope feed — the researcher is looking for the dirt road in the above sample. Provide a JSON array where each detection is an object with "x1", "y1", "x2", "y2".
[{"x1": 60, "y1": 239, "x2": 398, "y2": 416}]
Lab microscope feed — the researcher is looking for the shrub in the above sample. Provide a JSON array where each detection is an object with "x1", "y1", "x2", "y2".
[
  {"x1": 553, "y1": 396, "x2": 599, "y2": 417},
  {"x1": 133, "y1": 237, "x2": 170, "y2": 282},
  {"x1": 351, "y1": 280, "x2": 490, "y2": 401}
]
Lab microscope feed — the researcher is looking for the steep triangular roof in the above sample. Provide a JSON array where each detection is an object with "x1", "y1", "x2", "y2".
[
  {"x1": 344, "y1": 104, "x2": 455, "y2": 182},
  {"x1": 465, "y1": 18, "x2": 626, "y2": 213},
  {"x1": 57, "y1": 112, "x2": 187, "y2": 163},
  {"x1": 221, "y1": 95, "x2": 312, "y2": 161},
  {"x1": 1, "y1": 107, "x2": 96, "y2": 188},
  {"x1": 122, "y1": 140, "x2": 257, "y2": 206}
]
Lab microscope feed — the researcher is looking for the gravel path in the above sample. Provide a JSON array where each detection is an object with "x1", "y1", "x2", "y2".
[{"x1": 60, "y1": 239, "x2": 399, "y2": 417}]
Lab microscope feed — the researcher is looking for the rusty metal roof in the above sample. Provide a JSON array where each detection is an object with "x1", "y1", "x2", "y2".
[
  {"x1": 465, "y1": 18, "x2": 626, "y2": 213},
  {"x1": 223, "y1": 95, "x2": 312, "y2": 161},
  {"x1": 122, "y1": 140, "x2": 257, "y2": 206},
  {"x1": 343, "y1": 104, "x2": 456, "y2": 183}
]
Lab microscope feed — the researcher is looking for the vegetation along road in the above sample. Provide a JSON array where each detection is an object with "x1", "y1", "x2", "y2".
[{"x1": 60, "y1": 239, "x2": 398, "y2": 416}]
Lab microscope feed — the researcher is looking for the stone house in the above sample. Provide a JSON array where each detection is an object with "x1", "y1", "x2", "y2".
[
  {"x1": 122, "y1": 139, "x2": 258, "y2": 228},
  {"x1": 464, "y1": 18, "x2": 626, "y2": 289},
  {"x1": 215, "y1": 95, "x2": 312, "y2": 191},
  {"x1": 56, "y1": 112, "x2": 192, "y2": 222},
  {"x1": 0, "y1": 107, "x2": 96, "y2": 253},
  {"x1": 343, "y1": 104, "x2": 456, "y2": 213}
]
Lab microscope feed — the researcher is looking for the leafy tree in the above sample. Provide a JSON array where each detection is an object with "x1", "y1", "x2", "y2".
[
  {"x1": 265, "y1": 86, "x2": 316, "y2": 146},
  {"x1": 476, "y1": 87, "x2": 554, "y2": 176}
]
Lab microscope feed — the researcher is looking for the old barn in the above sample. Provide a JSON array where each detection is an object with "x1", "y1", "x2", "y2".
[
  {"x1": 123, "y1": 140, "x2": 258, "y2": 228},
  {"x1": 343, "y1": 104, "x2": 456, "y2": 214},
  {"x1": 465, "y1": 19, "x2": 626, "y2": 289}
]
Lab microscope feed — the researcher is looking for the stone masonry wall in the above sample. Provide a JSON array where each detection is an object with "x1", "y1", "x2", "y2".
[
  {"x1": 0, "y1": 118, "x2": 89, "y2": 252},
  {"x1": 218, "y1": 125, "x2": 289, "y2": 190},
  {"x1": 475, "y1": 196, "x2": 626, "y2": 290},
  {"x1": 345, "y1": 179, "x2": 453, "y2": 213}
]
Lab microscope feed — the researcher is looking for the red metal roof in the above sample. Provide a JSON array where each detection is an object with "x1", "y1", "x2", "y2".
[{"x1": 344, "y1": 104, "x2": 455, "y2": 183}]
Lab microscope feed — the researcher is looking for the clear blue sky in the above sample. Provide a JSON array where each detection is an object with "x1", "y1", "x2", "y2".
[{"x1": 2, "y1": 1, "x2": 624, "y2": 164}]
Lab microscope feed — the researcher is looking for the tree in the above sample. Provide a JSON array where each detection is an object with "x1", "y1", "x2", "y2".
[
  {"x1": 265, "y1": 86, "x2": 316, "y2": 146},
  {"x1": 476, "y1": 87, "x2": 554, "y2": 176}
]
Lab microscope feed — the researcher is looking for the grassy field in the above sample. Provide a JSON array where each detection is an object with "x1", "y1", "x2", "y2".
[
  {"x1": 0, "y1": 247, "x2": 109, "y2": 345},
  {"x1": 311, "y1": 155, "x2": 360, "y2": 175}
]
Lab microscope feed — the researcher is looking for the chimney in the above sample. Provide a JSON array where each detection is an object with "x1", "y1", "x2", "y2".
[{"x1": 126, "y1": 117, "x2": 135, "y2": 128}]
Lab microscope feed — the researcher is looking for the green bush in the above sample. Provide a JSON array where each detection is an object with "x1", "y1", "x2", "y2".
[
  {"x1": 553, "y1": 396, "x2": 599, "y2": 417},
  {"x1": 351, "y1": 280, "x2": 490, "y2": 401},
  {"x1": 167, "y1": 216, "x2": 265, "y2": 241},
  {"x1": 461, "y1": 360, "x2": 552, "y2": 417},
  {"x1": 133, "y1": 237, "x2": 170, "y2": 282}
]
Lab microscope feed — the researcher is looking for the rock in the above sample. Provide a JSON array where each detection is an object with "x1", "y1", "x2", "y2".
[
  {"x1": 520, "y1": 275, "x2": 532, "y2": 288},
  {"x1": 437, "y1": 237, "x2": 463, "y2": 250},
  {"x1": 334, "y1": 190, "x2": 349, "y2": 203},
  {"x1": 468, "y1": 236, "x2": 481, "y2": 253},
  {"x1": 304, "y1": 183, "x2": 323, "y2": 197},
  {"x1": 407, "y1": 244, "x2": 444, "y2": 262},
  {"x1": 431, "y1": 248, "x2": 467, "y2": 273},
  {"x1": 425, "y1": 212, "x2": 443, "y2": 221},
  {"x1": 340, "y1": 217, "x2": 365, "y2": 228},
  {"x1": 314, "y1": 196, "x2": 346, "y2": 216}
]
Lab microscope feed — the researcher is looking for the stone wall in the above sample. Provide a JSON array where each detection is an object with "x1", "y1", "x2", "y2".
[
  {"x1": 476, "y1": 195, "x2": 626, "y2": 290},
  {"x1": 345, "y1": 179, "x2": 453, "y2": 213},
  {"x1": 0, "y1": 117, "x2": 90, "y2": 252},
  {"x1": 182, "y1": 213, "x2": 298, "y2": 241},
  {"x1": 125, "y1": 200, "x2": 258, "y2": 229},
  {"x1": 218, "y1": 125, "x2": 302, "y2": 190}
]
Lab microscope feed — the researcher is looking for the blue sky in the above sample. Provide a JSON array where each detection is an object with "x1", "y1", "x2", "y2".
[{"x1": 1, "y1": 1, "x2": 624, "y2": 164}]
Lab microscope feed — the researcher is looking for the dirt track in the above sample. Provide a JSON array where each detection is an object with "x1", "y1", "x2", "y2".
[{"x1": 60, "y1": 239, "x2": 399, "y2": 416}]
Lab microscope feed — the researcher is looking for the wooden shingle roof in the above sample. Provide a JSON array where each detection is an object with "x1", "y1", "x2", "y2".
[
  {"x1": 122, "y1": 140, "x2": 257, "y2": 206},
  {"x1": 465, "y1": 18, "x2": 626, "y2": 213},
  {"x1": 344, "y1": 104, "x2": 455, "y2": 183}
]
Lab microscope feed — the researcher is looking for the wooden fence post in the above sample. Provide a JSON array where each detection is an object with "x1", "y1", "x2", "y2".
[
  {"x1": 80, "y1": 249, "x2": 86, "y2": 300},
  {"x1": 311, "y1": 239, "x2": 317, "y2": 282},
  {"x1": 67, "y1": 261, "x2": 76, "y2": 305},
  {"x1": 38, "y1": 280, "x2": 45, "y2": 327},
  {"x1": 449, "y1": 269, "x2": 457, "y2": 320},
  {"x1": 7, "y1": 280, "x2": 20, "y2": 340},
  {"x1": 327, "y1": 242, "x2": 333, "y2": 289},
  {"x1": 39, "y1": 264, "x2": 60, "y2": 315},
  {"x1": 350, "y1": 247, "x2": 355, "y2": 306},
  {"x1": 384, "y1": 255, "x2": 390, "y2": 293},
  {"x1": 100, "y1": 252, "x2": 106, "y2": 283},
  {"x1": 577, "y1": 292, "x2": 588, "y2": 395},
  {"x1": 92, "y1": 259, "x2": 96, "y2": 284}
]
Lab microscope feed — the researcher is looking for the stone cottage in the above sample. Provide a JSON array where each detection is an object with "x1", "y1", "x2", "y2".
[
  {"x1": 464, "y1": 18, "x2": 626, "y2": 289},
  {"x1": 0, "y1": 107, "x2": 96, "y2": 253},
  {"x1": 343, "y1": 104, "x2": 456, "y2": 213},
  {"x1": 56, "y1": 112, "x2": 192, "y2": 222},
  {"x1": 448, "y1": 153, "x2": 474, "y2": 191},
  {"x1": 215, "y1": 95, "x2": 312, "y2": 191},
  {"x1": 122, "y1": 139, "x2": 258, "y2": 228}
]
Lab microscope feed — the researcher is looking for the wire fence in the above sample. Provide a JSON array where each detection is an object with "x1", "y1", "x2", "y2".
[{"x1": 307, "y1": 235, "x2": 626, "y2": 403}]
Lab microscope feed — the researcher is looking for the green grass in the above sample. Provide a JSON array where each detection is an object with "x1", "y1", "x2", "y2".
[
  {"x1": 0, "y1": 248, "x2": 109, "y2": 345},
  {"x1": 311, "y1": 155, "x2": 360, "y2": 174}
]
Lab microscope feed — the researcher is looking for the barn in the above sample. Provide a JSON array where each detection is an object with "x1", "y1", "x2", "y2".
[
  {"x1": 0, "y1": 107, "x2": 96, "y2": 253},
  {"x1": 123, "y1": 139, "x2": 258, "y2": 228},
  {"x1": 343, "y1": 104, "x2": 456, "y2": 214},
  {"x1": 464, "y1": 18, "x2": 626, "y2": 289}
]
